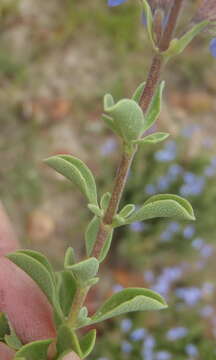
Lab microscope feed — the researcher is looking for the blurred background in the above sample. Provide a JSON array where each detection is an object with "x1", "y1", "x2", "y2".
[{"x1": 1, "y1": 0, "x2": 216, "y2": 359}]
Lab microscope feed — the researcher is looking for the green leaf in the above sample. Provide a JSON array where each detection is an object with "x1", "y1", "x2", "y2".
[
  {"x1": 18, "y1": 249, "x2": 56, "y2": 284},
  {"x1": 0, "y1": 313, "x2": 10, "y2": 340},
  {"x1": 132, "y1": 82, "x2": 146, "y2": 103},
  {"x1": 77, "y1": 307, "x2": 91, "y2": 328},
  {"x1": 5, "y1": 331, "x2": 22, "y2": 350},
  {"x1": 163, "y1": 20, "x2": 209, "y2": 59},
  {"x1": 102, "y1": 114, "x2": 122, "y2": 137},
  {"x1": 56, "y1": 325, "x2": 82, "y2": 358},
  {"x1": 45, "y1": 155, "x2": 98, "y2": 206},
  {"x1": 89, "y1": 288, "x2": 167, "y2": 325},
  {"x1": 142, "y1": 0, "x2": 157, "y2": 50},
  {"x1": 98, "y1": 229, "x2": 113, "y2": 263},
  {"x1": 64, "y1": 247, "x2": 76, "y2": 268},
  {"x1": 143, "y1": 81, "x2": 165, "y2": 132},
  {"x1": 119, "y1": 204, "x2": 135, "y2": 218},
  {"x1": 7, "y1": 251, "x2": 62, "y2": 317},
  {"x1": 104, "y1": 95, "x2": 145, "y2": 143},
  {"x1": 80, "y1": 329, "x2": 96, "y2": 358},
  {"x1": 66, "y1": 258, "x2": 99, "y2": 283},
  {"x1": 100, "y1": 192, "x2": 111, "y2": 211},
  {"x1": 85, "y1": 216, "x2": 100, "y2": 257},
  {"x1": 125, "y1": 194, "x2": 195, "y2": 224},
  {"x1": 56, "y1": 271, "x2": 77, "y2": 317},
  {"x1": 15, "y1": 339, "x2": 52, "y2": 360},
  {"x1": 87, "y1": 204, "x2": 103, "y2": 217},
  {"x1": 134, "y1": 132, "x2": 169, "y2": 145}
]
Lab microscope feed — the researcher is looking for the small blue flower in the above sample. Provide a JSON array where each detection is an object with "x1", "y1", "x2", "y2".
[
  {"x1": 120, "y1": 318, "x2": 132, "y2": 332},
  {"x1": 130, "y1": 221, "x2": 145, "y2": 232},
  {"x1": 121, "y1": 340, "x2": 132, "y2": 353},
  {"x1": 130, "y1": 328, "x2": 146, "y2": 341},
  {"x1": 155, "y1": 351, "x2": 171, "y2": 360},
  {"x1": 166, "y1": 327, "x2": 188, "y2": 341},
  {"x1": 108, "y1": 0, "x2": 127, "y2": 7},
  {"x1": 145, "y1": 184, "x2": 157, "y2": 195},
  {"x1": 183, "y1": 225, "x2": 195, "y2": 239},
  {"x1": 210, "y1": 38, "x2": 216, "y2": 57},
  {"x1": 185, "y1": 344, "x2": 198, "y2": 357}
]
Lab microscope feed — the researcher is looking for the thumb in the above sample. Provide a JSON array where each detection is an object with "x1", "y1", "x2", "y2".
[
  {"x1": 61, "y1": 351, "x2": 82, "y2": 360},
  {"x1": 0, "y1": 342, "x2": 16, "y2": 360},
  {"x1": 0, "y1": 202, "x2": 19, "y2": 255}
]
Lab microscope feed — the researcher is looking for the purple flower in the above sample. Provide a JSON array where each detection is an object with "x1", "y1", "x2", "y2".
[
  {"x1": 120, "y1": 318, "x2": 132, "y2": 332},
  {"x1": 121, "y1": 340, "x2": 132, "y2": 353},
  {"x1": 210, "y1": 38, "x2": 216, "y2": 57},
  {"x1": 185, "y1": 344, "x2": 198, "y2": 357},
  {"x1": 200, "y1": 305, "x2": 214, "y2": 317},
  {"x1": 155, "y1": 351, "x2": 171, "y2": 360},
  {"x1": 166, "y1": 327, "x2": 188, "y2": 341},
  {"x1": 175, "y1": 287, "x2": 202, "y2": 306},
  {"x1": 130, "y1": 328, "x2": 146, "y2": 341},
  {"x1": 130, "y1": 221, "x2": 145, "y2": 232},
  {"x1": 183, "y1": 225, "x2": 195, "y2": 239},
  {"x1": 108, "y1": 0, "x2": 127, "y2": 6}
]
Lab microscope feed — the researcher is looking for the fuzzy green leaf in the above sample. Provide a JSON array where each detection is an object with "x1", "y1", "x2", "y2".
[
  {"x1": 125, "y1": 194, "x2": 195, "y2": 224},
  {"x1": 119, "y1": 204, "x2": 135, "y2": 218},
  {"x1": 18, "y1": 249, "x2": 56, "y2": 284},
  {"x1": 102, "y1": 114, "x2": 122, "y2": 137},
  {"x1": 0, "y1": 313, "x2": 10, "y2": 340},
  {"x1": 80, "y1": 329, "x2": 96, "y2": 358},
  {"x1": 56, "y1": 325, "x2": 82, "y2": 358},
  {"x1": 77, "y1": 307, "x2": 91, "y2": 329},
  {"x1": 15, "y1": 339, "x2": 52, "y2": 360},
  {"x1": 142, "y1": 0, "x2": 157, "y2": 50},
  {"x1": 98, "y1": 229, "x2": 113, "y2": 263},
  {"x1": 56, "y1": 271, "x2": 77, "y2": 317},
  {"x1": 134, "y1": 132, "x2": 169, "y2": 145},
  {"x1": 89, "y1": 288, "x2": 167, "y2": 325},
  {"x1": 5, "y1": 332, "x2": 22, "y2": 350},
  {"x1": 7, "y1": 251, "x2": 62, "y2": 317},
  {"x1": 132, "y1": 82, "x2": 146, "y2": 103},
  {"x1": 100, "y1": 192, "x2": 111, "y2": 211},
  {"x1": 104, "y1": 95, "x2": 145, "y2": 143},
  {"x1": 64, "y1": 247, "x2": 76, "y2": 268},
  {"x1": 66, "y1": 258, "x2": 99, "y2": 283},
  {"x1": 45, "y1": 155, "x2": 98, "y2": 206},
  {"x1": 143, "y1": 81, "x2": 165, "y2": 133},
  {"x1": 85, "y1": 216, "x2": 100, "y2": 257},
  {"x1": 163, "y1": 20, "x2": 209, "y2": 58},
  {"x1": 87, "y1": 204, "x2": 103, "y2": 217}
]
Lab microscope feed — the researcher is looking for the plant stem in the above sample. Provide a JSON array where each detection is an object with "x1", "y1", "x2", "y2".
[
  {"x1": 67, "y1": 286, "x2": 89, "y2": 328},
  {"x1": 70, "y1": 0, "x2": 185, "y2": 328}
]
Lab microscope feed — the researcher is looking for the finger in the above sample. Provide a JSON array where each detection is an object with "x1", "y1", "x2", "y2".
[
  {"x1": 61, "y1": 351, "x2": 81, "y2": 360},
  {"x1": 0, "y1": 257, "x2": 56, "y2": 344},
  {"x1": 0, "y1": 202, "x2": 19, "y2": 255},
  {"x1": 0, "y1": 342, "x2": 16, "y2": 360}
]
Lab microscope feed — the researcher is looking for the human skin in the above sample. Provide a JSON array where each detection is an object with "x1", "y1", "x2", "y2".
[{"x1": 0, "y1": 203, "x2": 57, "y2": 358}]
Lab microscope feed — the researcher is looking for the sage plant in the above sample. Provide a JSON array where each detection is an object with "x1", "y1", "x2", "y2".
[{"x1": 0, "y1": 0, "x2": 215, "y2": 359}]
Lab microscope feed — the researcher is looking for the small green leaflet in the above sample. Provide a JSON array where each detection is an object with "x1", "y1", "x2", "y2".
[
  {"x1": 65, "y1": 257, "x2": 99, "y2": 283},
  {"x1": 125, "y1": 194, "x2": 195, "y2": 224},
  {"x1": 88, "y1": 288, "x2": 167, "y2": 325},
  {"x1": 80, "y1": 329, "x2": 96, "y2": 358},
  {"x1": 131, "y1": 82, "x2": 146, "y2": 103},
  {"x1": 104, "y1": 94, "x2": 145, "y2": 143},
  {"x1": 56, "y1": 325, "x2": 82, "y2": 358},
  {"x1": 163, "y1": 20, "x2": 209, "y2": 59},
  {"x1": 85, "y1": 216, "x2": 100, "y2": 257},
  {"x1": 100, "y1": 192, "x2": 111, "y2": 211},
  {"x1": 14, "y1": 339, "x2": 52, "y2": 360},
  {"x1": 56, "y1": 271, "x2": 77, "y2": 317},
  {"x1": 45, "y1": 155, "x2": 98, "y2": 206},
  {"x1": 142, "y1": 0, "x2": 157, "y2": 50},
  {"x1": 143, "y1": 81, "x2": 165, "y2": 133},
  {"x1": 134, "y1": 132, "x2": 169, "y2": 145}
]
